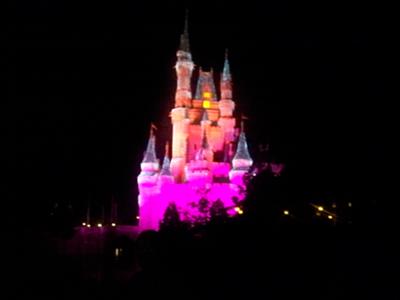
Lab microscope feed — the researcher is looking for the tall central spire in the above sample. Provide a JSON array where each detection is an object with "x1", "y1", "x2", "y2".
[{"x1": 179, "y1": 10, "x2": 190, "y2": 52}]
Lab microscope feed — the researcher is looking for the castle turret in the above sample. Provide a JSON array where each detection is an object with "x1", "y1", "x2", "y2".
[
  {"x1": 229, "y1": 127, "x2": 253, "y2": 186},
  {"x1": 138, "y1": 128, "x2": 160, "y2": 187},
  {"x1": 220, "y1": 49, "x2": 233, "y2": 101},
  {"x1": 218, "y1": 50, "x2": 236, "y2": 143},
  {"x1": 171, "y1": 12, "x2": 193, "y2": 182},
  {"x1": 185, "y1": 128, "x2": 212, "y2": 185},
  {"x1": 175, "y1": 10, "x2": 194, "y2": 108},
  {"x1": 159, "y1": 142, "x2": 173, "y2": 184}
]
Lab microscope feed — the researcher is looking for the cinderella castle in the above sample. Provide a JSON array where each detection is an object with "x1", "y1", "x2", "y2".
[{"x1": 137, "y1": 14, "x2": 254, "y2": 231}]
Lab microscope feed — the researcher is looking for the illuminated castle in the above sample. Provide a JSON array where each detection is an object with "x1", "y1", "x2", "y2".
[{"x1": 137, "y1": 15, "x2": 253, "y2": 230}]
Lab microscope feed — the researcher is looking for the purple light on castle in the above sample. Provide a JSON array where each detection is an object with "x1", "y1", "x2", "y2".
[{"x1": 137, "y1": 13, "x2": 254, "y2": 231}]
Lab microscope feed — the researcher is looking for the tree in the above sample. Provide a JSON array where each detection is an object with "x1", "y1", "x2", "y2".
[
  {"x1": 160, "y1": 202, "x2": 181, "y2": 229},
  {"x1": 210, "y1": 199, "x2": 228, "y2": 223}
]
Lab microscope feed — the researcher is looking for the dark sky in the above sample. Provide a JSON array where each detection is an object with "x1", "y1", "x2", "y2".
[{"x1": 8, "y1": 0, "x2": 390, "y2": 226}]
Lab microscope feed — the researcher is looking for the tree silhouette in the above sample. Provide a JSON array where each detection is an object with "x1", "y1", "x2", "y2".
[
  {"x1": 160, "y1": 202, "x2": 181, "y2": 229},
  {"x1": 210, "y1": 199, "x2": 228, "y2": 223}
]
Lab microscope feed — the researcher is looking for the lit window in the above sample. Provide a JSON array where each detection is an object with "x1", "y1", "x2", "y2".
[
  {"x1": 203, "y1": 91, "x2": 212, "y2": 99},
  {"x1": 203, "y1": 100, "x2": 210, "y2": 108}
]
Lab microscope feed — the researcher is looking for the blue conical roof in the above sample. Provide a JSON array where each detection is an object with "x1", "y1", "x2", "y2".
[
  {"x1": 142, "y1": 133, "x2": 157, "y2": 163},
  {"x1": 160, "y1": 156, "x2": 172, "y2": 176},
  {"x1": 222, "y1": 49, "x2": 232, "y2": 81},
  {"x1": 233, "y1": 131, "x2": 252, "y2": 161}
]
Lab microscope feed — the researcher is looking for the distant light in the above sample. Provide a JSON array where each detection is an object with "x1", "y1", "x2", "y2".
[
  {"x1": 97, "y1": 223, "x2": 102, "y2": 227},
  {"x1": 203, "y1": 92, "x2": 212, "y2": 99},
  {"x1": 328, "y1": 215, "x2": 333, "y2": 220},
  {"x1": 283, "y1": 210, "x2": 290, "y2": 216},
  {"x1": 348, "y1": 202, "x2": 352, "y2": 208},
  {"x1": 332, "y1": 203, "x2": 336, "y2": 208},
  {"x1": 203, "y1": 100, "x2": 211, "y2": 108},
  {"x1": 111, "y1": 223, "x2": 116, "y2": 227},
  {"x1": 234, "y1": 207, "x2": 240, "y2": 212},
  {"x1": 316, "y1": 212, "x2": 321, "y2": 217},
  {"x1": 87, "y1": 224, "x2": 91, "y2": 228},
  {"x1": 136, "y1": 216, "x2": 140, "y2": 220},
  {"x1": 318, "y1": 206, "x2": 324, "y2": 211},
  {"x1": 115, "y1": 248, "x2": 119, "y2": 257},
  {"x1": 82, "y1": 222, "x2": 86, "y2": 226},
  {"x1": 238, "y1": 209, "x2": 244, "y2": 215}
]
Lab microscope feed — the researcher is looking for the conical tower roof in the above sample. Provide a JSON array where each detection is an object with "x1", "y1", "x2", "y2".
[
  {"x1": 179, "y1": 10, "x2": 190, "y2": 52},
  {"x1": 142, "y1": 130, "x2": 157, "y2": 163},
  {"x1": 222, "y1": 49, "x2": 232, "y2": 81},
  {"x1": 233, "y1": 131, "x2": 252, "y2": 161}
]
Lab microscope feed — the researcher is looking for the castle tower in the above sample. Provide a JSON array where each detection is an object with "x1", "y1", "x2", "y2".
[
  {"x1": 170, "y1": 11, "x2": 193, "y2": 182},
  {"x1": 137, "y1": 13, "x2": 254, "y2": 231},
  {"x1": 218, "y1": 50, "x2": 236, "y2": 145},
  {"x1": 229, "y1": 124, "x2": 253, "y2": 186}
]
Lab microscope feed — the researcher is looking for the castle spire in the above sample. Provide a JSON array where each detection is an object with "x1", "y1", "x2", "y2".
[
  {"x1": 179, "y1": 9, "x2": 190, "y2": 53},
  {"x1": 142, "y1": 126, "x2": 157, "y2": 163},
  {"x1": 174, "y1": 10, "x2": 193, "y2": 108},
  {"x1": 220, "y1": 49, "x2": 233, "y2": 100},
  {"x1": 201, "y1": 109, "x2": 208, "y2": 122},
  {"x1": 160, "y1": 153, "x2": 172, "y2": 176},
  {"x1": 195, "y1": 127, "x2": 209, "y2": 161},
  {"x1": 222, "y1": 49, "x2": 231, "y2": 81},
  {"x1": 233, "y1": 129, "x2": 252, "y2": 162}
]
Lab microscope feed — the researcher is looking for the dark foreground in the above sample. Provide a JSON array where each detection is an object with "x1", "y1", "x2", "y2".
[{"x1": 4, "y1": 219, "x2": 398, "y2": 300}]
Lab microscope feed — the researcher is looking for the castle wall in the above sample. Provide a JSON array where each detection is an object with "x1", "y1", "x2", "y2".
[{"x1": 138, "y1": 181, "x2": 245, "y2": 231}]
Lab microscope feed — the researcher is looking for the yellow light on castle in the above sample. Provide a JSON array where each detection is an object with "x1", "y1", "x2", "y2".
[
  {"x1": 318, "y1": 206, "x2": 324, "y2": 211},
  {"x1": 202, "y1": 100, "x2": 210, "y2": 108},
  {"x1": 283, "y1": 210, "x2": 290, "y2": 216},
  {"x1": 328, "y1": 215, "x2": 333, "y2": 220},
  {"x1": 203, "y1": 91, "x2": 211, "y2": 99}
]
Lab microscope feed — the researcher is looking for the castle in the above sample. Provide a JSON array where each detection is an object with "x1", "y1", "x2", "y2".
[{"x1": 137, "y1": 15, "x2": 253, "y2": 231}]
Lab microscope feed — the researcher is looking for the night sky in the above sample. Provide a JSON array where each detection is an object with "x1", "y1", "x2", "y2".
[{"x1": 8, "y1": 1, "x2": 390, "y2": 227}]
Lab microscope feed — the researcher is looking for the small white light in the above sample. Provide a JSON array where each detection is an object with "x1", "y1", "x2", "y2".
[
  {"x1": 283, "y1": 210, "x2": 289, "y2": 216},
  {"x1": 136, "y1": 216, "x2": 140, "y2": 220},
  {"x1": 318, "y1": 206, "x2": 324, "y2": 211},
  {"x1": 97, "y1": 223, "x2": 102, "y2": 227},
  {"x1": 87, "y1": 224, "x2": 91, "y2": 228},
  {"x1": 111, "y1": 223, "x2": 116, "y2": 227},
  {"x1": 82, "y1": 222, "x2": 86, "y2": 226},
  {"x1": 328, "y1": 215, "x2": 333, "y2": 220},
  {"x1": 348, "y1": 202, "x2": 352, "y2": 208}
]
